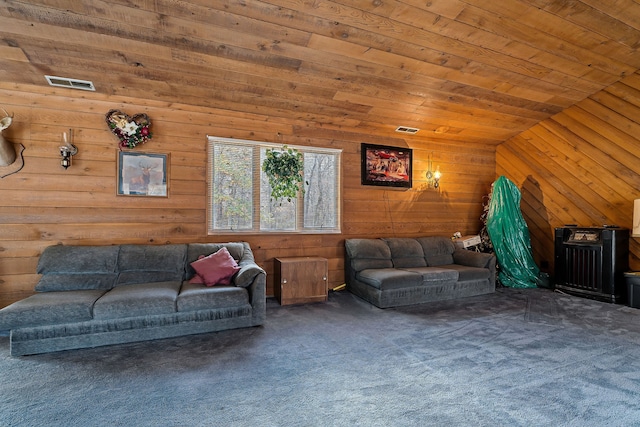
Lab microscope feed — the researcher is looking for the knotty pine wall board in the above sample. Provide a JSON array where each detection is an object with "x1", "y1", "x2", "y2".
[
  {"x1": 497, "y1": 73, "x2": 640, "y2": 274},
  {"x1": 0, "y1": 82, "x2": 495, "y2": 307}
]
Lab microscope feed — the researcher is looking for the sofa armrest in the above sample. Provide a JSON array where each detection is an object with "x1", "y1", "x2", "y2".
[
  {"x1": 234, "y1": 264, "x2": 263, "y2": 288},
  {"x1": 234, "y1": 263, "x2": 265, "y2": 326},
  {"x1": 233, "y1": 242, "x2": 264, "y2": 287},
  {"x1": 453, "y1": 248, "x2": 492, "y2": 268},
  {"x1": 245, "y1": 269, "x2": 266, "y2": 326},
  {"x1": 233, "y1": 242, "x2": 265, "y2": 326},
  {"x1": 453, "y1": 249, "x2": 496, "y2": 287}
]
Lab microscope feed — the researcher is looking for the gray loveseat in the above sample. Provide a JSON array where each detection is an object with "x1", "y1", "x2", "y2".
[
  {"x1": 345, "y1": 237, "x2": 496, "y2": 308},
  {"x1": 0, "y1": 242, "x2": 265, "y2": 356}
]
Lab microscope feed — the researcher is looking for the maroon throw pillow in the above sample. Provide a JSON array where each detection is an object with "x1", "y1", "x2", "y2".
[
  {"x1": 190, "y1": 247, "x2": 240, "y2": 286},
  {"x1": 189, "y1": 255, "x2": 207, "y2": 284},
  {"x1": 188, "y1": 271, "x2": 205, "y2": 285}
]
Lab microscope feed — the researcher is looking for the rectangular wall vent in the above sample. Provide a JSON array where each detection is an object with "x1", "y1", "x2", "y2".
[
  {"x1": 395, "y1": 126, "x2": 419, "y2": 134},
  {"x1": 45, "y1": 75, "x2": 95, "y2": 91}
]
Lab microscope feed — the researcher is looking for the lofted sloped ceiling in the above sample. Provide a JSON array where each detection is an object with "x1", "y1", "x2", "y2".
[{"x1": 1, "y1": 0, "x2": 640, "y2": 146}]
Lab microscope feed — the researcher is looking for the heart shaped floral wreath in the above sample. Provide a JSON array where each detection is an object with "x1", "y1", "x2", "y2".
[{"x1": 105, "y1": 109, "x2": 153, "y2": 149}]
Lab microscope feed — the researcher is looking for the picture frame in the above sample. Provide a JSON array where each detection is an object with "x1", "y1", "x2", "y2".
[
  {"x1": 361, "y1": 143, "x2": 412, "y2": 188},
  {"x1": 117, "y1": 151, "x2": 169, "y2": 197}
]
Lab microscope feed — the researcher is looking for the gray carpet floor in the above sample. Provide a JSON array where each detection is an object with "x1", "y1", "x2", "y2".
[{"x1": 1, "y1": 288, "x2": 640, "y2": 426}]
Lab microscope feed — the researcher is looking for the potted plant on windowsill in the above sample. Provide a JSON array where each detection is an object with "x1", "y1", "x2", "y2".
[{"x1": 262, "y1": 145, "x2": 305, "y2": 202}]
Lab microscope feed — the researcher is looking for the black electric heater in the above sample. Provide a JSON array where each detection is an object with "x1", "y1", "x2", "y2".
[{"x1": 554, "y1": 226, "x2": 629, "y2": 304}]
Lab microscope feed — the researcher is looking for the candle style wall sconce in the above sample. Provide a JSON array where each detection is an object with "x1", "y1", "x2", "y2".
[
  {"x1": 60, "y1": 129, "x2": 78, "y2": 169},
  {"x1": 425, "y1": 152, "x2": 441, "y2": 188}
]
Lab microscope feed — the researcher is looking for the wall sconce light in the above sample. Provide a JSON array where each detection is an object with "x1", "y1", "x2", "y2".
[
  {"x1": 59, "y1": 129, "x2": 78, "y2": 169},
  {"x1": 425, "y1": 152, "x2": 441, "y2": 188}
]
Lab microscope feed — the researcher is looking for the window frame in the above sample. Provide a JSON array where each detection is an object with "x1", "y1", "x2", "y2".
[{"x1": 207, "y1": 136, "x2": 342, "y2": 235}]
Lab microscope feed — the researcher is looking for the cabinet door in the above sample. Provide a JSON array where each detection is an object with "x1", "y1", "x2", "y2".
[{"x1": 275, "y1": 257, "x2": 327, "y2": 305}]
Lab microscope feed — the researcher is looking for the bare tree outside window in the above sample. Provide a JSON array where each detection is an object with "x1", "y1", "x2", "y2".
[
  {"x1": 211, "y1": 144, "x2": 253, "y2": 230},
  {"x1": 304, "y1": 152, "x2": 338, "y2": 229}
]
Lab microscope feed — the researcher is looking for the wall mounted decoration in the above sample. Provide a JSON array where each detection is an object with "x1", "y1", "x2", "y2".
[
  {"x1": 106, "y1": 109, "x2": 152, "y2": 150},
  {"x1": 0, "y1": 108, "x2": 25, "y2": 178},
  {"x1": 361, "y1": 143, "x2": 412, "y2": 188},
  {"x1": 59, "y1": 129, "x2": 78, "y2": 169},
  {"x1": 425, "y1": 152, "x2": 441, "y2": 189},
  {"x1": 117, "y1": 151, "x2": 168, "y2": 197}
]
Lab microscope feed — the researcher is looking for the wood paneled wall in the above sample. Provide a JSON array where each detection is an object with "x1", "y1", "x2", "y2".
[
  {"x1": 0, "y1": 83, "x2": 496, "y2": 308},
  {"x1": 497, "y1": 71, "x2": 640, "y2": 276}
]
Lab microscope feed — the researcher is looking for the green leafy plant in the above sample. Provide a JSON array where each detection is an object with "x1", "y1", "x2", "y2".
[{"x1": 262, "y1": 145, "x2": 305, "y2": 202}]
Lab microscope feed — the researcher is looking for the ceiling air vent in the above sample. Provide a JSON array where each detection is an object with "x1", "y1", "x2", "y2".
[
  {"x1": 45, "y1": 75, "x2": 95, "y2": 91},
  {"x1": 395, "y1": 126, "x2": 419, "y2": 134}
]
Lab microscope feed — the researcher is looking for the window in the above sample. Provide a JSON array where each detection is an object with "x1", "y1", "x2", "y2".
[{"x1": 208, "y1": 136, "x2": 341, "y2": 234}]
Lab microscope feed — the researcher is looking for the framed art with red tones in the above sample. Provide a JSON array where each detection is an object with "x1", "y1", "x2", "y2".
[{"x1": 361, "y1": 143, "x2": 412, "y2": 188}]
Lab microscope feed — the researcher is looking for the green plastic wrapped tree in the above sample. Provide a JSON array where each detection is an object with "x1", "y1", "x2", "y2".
[{"x1": 486, "y1": 176, "x2": 550, "y2": 289}]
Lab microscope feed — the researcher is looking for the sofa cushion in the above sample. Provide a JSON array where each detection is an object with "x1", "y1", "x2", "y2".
[
  {"x1": 399, "y1": 267, "x2": 459, "y2": 283},
  {"x1": 383, "y1": 238, "x2": 427, "y2": 268},
  {"x1": 190, "y1": 247, "x2": 241, "y2": 286},
  {"x1": 93, "y1": 281, "x2": 181, "y2": 320},
  {"x1": 35, "y1": 273, "x2": 117, "y2": 292},
  {"x1": 438, "y1": 265, "x2": 490, "y2": 282},
  {"x1": 186, "y1": 242, "x2": 245, "y2": 280},
  {"x1": 37, "y1": 245, "x2": 119, "y2": 274},
  {"x1": 116, "y1": 244, "x2": 186, "y2": 285},
  {"x1": 117, "y1": 271, "x2": 184, "y2": 287},
  {"x1": 417, "y1": 237, "x2": 455, "y2": 266},
  {"x1": 177, "y1": 283, "x2": 249, "y2": 312},
  {"x1": 356, "y1": 268, "x2": 423, "y2": 291},
  {"x1": 0, "y1": 290, "x2": 106, "y2": 329},
  {"x1": 345, "y1": 239, "x2": 393, "y2": 272}
]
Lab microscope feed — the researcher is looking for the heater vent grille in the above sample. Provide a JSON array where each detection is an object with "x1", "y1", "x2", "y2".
[
  {"x1": 395, "y1": 126, "x2": 419, "y2": 134},
  {"x1": 45, "y1": 75, "x2": 95, "y2": 91}
]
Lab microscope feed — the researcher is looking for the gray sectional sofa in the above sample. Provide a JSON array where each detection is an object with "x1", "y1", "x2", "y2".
[
  {"x1": 345, "y1": 236, "x2": 496, "y2": 308},
  {"x1": 0, "y1": 242, "x2": 265, "y2": 356}
]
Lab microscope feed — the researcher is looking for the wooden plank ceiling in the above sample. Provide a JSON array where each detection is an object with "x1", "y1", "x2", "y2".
[{"x1": 1, "y1": 0, "x2": 640, "y2": 146}]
